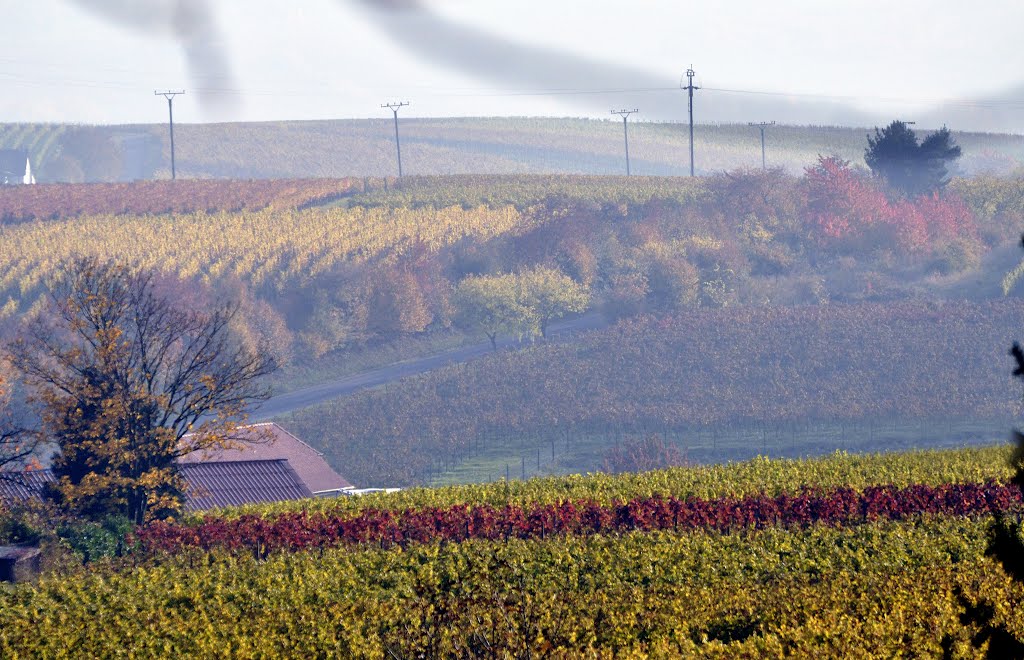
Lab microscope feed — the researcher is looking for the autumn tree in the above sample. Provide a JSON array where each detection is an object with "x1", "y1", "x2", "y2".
[
  {"x1": 0, "y1": 362, "x2": 39, "y2": 484},
  {"x1": 602, "y1": 271, "x2": 649, "y2": 320},
  {"x1": 641, "y1": 246, "x2": 700, "y2": 313},
  {"x1": 802, "y1": 154, "x2": 977, "y2": 257},
  {"x1": 453, "y1": 273, "x2": 537, "y2": 351},
  {"x1": 517, "y1": 266, "x2": 590, "y2": 338},
  {"x1": 865, "y1": 120, "x2": 961, "y2": 197},
  {"x1": 802, "y1": 155, "x2": 923, "y2": 253},
  {"x1": 454, "y1": 268, "x2": 590, "y2": 348},
  {"x1": 365, "y1": 268, "x2": 433, "y2": 337},
  {"x1": 8, "y1": 258, "x2": 277, "y2": 523}
]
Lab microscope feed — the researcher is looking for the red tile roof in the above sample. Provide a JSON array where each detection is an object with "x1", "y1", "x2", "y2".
[{"x1": 179, "y1": 422, "x2": 352, "y2": 493}]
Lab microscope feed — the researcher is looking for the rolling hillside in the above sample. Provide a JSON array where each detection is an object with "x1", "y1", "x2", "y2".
[
  {"x1": 278, "y1": 300, "x2": 1024, "y2": 487},
  {"x1": 2, "y1": 118, "x2": 1023, "y2": 182}
]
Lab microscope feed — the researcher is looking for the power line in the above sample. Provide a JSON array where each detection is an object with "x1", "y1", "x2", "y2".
[
  {"x1": 611, "y1": 108, "x2": 638, "y2": 175},
  {"x1": 748, "y1": 121, "x2": 775, "y2": 169},
  {"x1": 424, "y1": 85, "x2": 1024, "y2": 113},
  {"x1": 701, "y1": 86, "x2": 1024, "y2": 108},
  {"x1": 6, "y1": 64, "x2": 1024, "y2": 112},
  {"x1": 682, "y1": 66, "x2": 699, "y2": 176},
  {"x1": 382, "y1": 101, "x2": 409, "y2": 177},
  {"x1": 154, "y1": 90, "x2": 184, "y2": 180}
]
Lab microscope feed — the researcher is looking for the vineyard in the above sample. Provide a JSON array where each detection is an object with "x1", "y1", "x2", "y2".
[
  {"x1": 0, "y1": 124, "x2": 67, "y2": 177},
  {"x1": 1, "y1": 169, "x2": 1022, "y2": 489},
  {"x1": 1, "y1": 446, "x2": 1022, "y2": 656},
  {"x1": 5, "y1": 112, "x2": 1024, "y2": 657},
  {"x1": 2, "y1": 171, "x2": 1018, "y2": 224},
  {"x1": 0, "y1": 203, "x2": 527, "y2": 317},
  {"x1": 137, "y1": 481, "x2": 1022, "y2": 555},
  {"x1": 279, "y1": 300, "x2": 1024, "y2": 486},
  {"x1": 1, "y1": 167, "x2": 1021, "y2": 367},
  {"x1": 209, "y1": 444, "x2": 1015, "y2": 518},
  {"x1": 0, "y1": 178, "x2": 364, "y2": 222},
  {"x1": 348, "y1": 173, "x2": 709, "y2": 210}
]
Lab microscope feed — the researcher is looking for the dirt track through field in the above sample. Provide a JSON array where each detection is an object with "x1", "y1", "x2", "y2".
[{"x1": 253, "y1": 312, "x2": 607, "y2": 420}]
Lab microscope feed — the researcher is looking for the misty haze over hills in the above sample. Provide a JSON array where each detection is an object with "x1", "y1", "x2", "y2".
[
  {"x1": 4, "y1": 2, "x2": 1023, "y2": 133},
  {"x1": 353, "y1": 1, "x2": 1024, "y2": 133},
  {"x1": 2, "y1": 118, "x2": 1023, "y2": 183}
]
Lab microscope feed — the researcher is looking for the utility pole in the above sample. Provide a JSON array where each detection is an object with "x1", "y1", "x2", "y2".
[
  {"x1": 681, "y1": 66, "x2": 699, "y2": 176},
  {"x1": 611, "y1": 109, "x2": 638, "y2": 175},
  {"x1": 154, "y1": 90, "x2": 184, "y2": 180},
  {"x1": 381, "y1": 101, "x2": 409, "y2": 177},
  {"x1": 748, "y1": 121, "x2": 775, "y2": 170}
]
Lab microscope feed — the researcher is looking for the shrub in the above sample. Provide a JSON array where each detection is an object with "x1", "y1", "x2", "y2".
[
  {"x1": 0, "y1": 506, "x2": 45, "y2": 545},
  {"x1": 57, "y1": 515, "x2": 134, "y2": 563},
  {"x1": 802, "y1": 156, "x2": 979, "y2": 257},
  {"x1": 602, "y1": 435, "x2": 687, "y2": 474},
  {"x1": 931, "y1": 238, "x2": 983, "y2": 276}
]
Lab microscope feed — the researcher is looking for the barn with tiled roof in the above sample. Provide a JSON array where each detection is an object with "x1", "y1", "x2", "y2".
[
  {"x1": 0, "y1": 460, "x2": 313, "y2": 512},
  {"x1": 179, "y1": 422, "x2": 351, "y2": 494},
  {"x1": 1, "y1": 423, "x2": 351, "y2": 511}
]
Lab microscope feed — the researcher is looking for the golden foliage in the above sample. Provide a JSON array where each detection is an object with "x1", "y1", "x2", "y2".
[
  {"x1": 1, "y1": 517, "x2": 1021, "y2": 656},
  {"x1": 0, "y1": 204, "x2": 526, "y2": 318}
]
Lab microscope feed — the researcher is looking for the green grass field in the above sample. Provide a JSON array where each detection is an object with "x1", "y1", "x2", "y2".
[{"x1": 422, "y1": 417, "x2": 1015, "y2": 486}]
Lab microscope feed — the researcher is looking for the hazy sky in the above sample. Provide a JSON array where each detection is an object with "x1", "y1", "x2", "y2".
[{"x1": 3, "y1": 1, "x2": 1024, "y2": 131}]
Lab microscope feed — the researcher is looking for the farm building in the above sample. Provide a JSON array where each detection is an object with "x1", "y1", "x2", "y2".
[
  {"x1": 179, "y1": 422, "x2": 353, "y2": 495},
  {"x1": 0, "y1": 149, "x2": 35, "y2": 185},
  {"x1": 0, "y1": 423, "x2": 352, "y2": 511}
]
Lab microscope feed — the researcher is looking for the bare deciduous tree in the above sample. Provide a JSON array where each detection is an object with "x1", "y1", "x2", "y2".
[
  {"x1": 8, "y1": 257, "x2": 277, "y2": 523},
  {"x1": 0, "y1": 363, "x2": 40, "y2": 484}
]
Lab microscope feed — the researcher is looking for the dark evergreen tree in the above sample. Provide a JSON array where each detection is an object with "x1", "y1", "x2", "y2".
[
  {"x1": 918, "y1": 127, "x2": 963, "y2": 191},
  {"x1": 865, "y1": 120, "x2": 961, "y2": 197}
]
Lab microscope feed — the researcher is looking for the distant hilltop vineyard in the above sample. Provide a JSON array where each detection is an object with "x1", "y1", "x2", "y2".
[{"x1": 0, "y1": 118, "x2": 1022, "y2": 182}]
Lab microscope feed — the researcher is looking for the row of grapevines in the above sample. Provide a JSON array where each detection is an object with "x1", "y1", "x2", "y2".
[
  {"x1": 0, "y1": 178, "x2": 366, "y2": 222},
  {"x1": 216, "y1": 445, "x2": 1014, "y2": 519},
  {"x1": 141, "y1": 480, "x2": 1021, "y2": 555},
  {"x1": 349, "y1": 174, "x2": 709, "y2": 210},
  {"x1": 1, "y1": 517, "x2": 1017, "y2": 657},
  {"x1": 0, "y1": 203, "x2": 528, "y2": 315},
  {"x1": 205, "y1": 442, "x2": 1007, "y2": 519}
]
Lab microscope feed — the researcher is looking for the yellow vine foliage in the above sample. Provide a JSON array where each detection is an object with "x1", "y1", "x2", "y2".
[
  {"x1": 0, "y1": 517, "x2": 1021, "y2": 656},
  {"x1": 207, "y1": 445, "x2": 1012, "y2": 520},
  {"x1": 0, "y1": 204, "x2": 527, "y2": 316}
]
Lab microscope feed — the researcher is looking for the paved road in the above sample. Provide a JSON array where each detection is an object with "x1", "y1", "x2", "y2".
[{"x1": 252, "y1": 311, "x2": 608, "y2": 420}]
